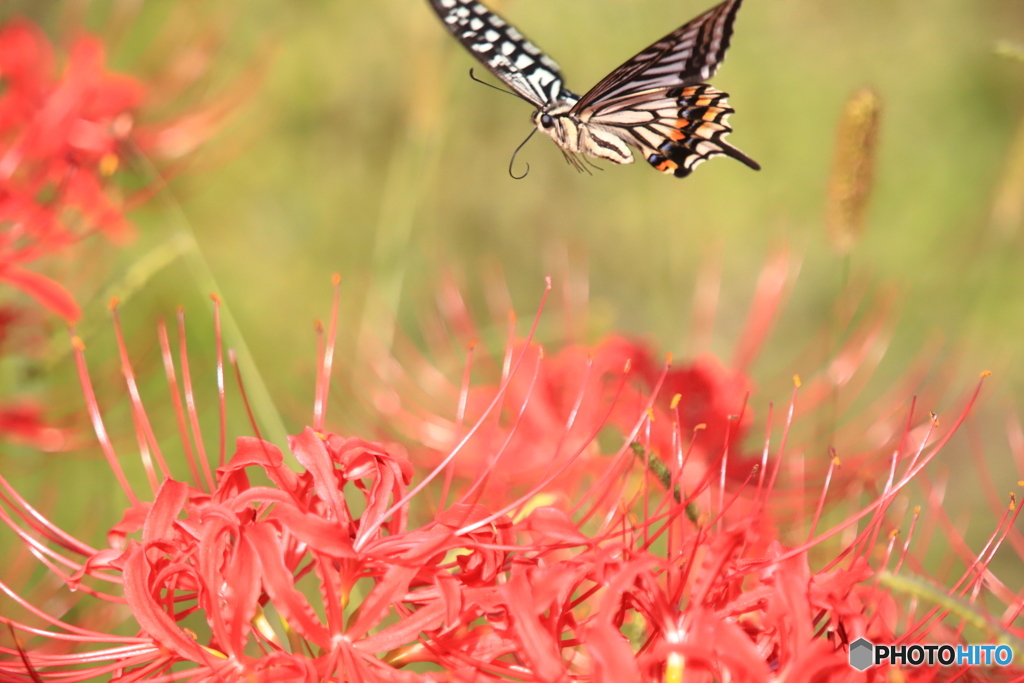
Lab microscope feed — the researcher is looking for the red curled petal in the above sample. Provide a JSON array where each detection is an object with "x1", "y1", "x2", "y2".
[
  {"x1": 222, "y1": 531, "x2": 262, "y2": 656},
  {"x1": 290, "y1": 427, "x2": 348, "y2": 523},
  {"x1": 585, "y1": 620, "x2": 640, "y2": 683},
  {"x1": 353, "y1": 599, "x2": 446, "y2": 654},
  {"x1": 121, "y1": 543, "x2": 207, "y2": 661},
  {"x1": 516, "y1": 506, "x2": 588, "y2": 545},
  {"x1": 0, "y1": 266, "x2": 80, "y2": 321},
  {"x1": 270, "y1": 502, "x2": 356, "y2": 559},
  {"x1": 503, "y1": 571, "x2": 567, "y2": 683},
  {"x1": 142, "y1": 479, "x2": 189, "y2": 545},
  {"x1": 248, "y1": 521, "x2": 332, "y2": 649}
]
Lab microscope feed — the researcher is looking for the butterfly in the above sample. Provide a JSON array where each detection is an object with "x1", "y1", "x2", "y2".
[{"x1": 426, "y1": 0, "x2": 759, "y2": 178}]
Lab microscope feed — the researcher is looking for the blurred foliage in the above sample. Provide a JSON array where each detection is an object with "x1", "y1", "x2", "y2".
[{"x1": 1, "y1": 0, "x2": 1024, "y2": 528}]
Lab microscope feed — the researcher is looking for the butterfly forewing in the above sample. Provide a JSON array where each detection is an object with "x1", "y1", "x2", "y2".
[
  {"x1": 573, "y1": 0, "x2": 743, "y2": 112},
  {"x1": 425, "y1": 0, "x2": 575, "y2": 107}
]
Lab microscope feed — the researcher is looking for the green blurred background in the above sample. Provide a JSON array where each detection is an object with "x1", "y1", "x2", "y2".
[{"x1": 2, "y1": 0, "x2": 1024, "y2": 534}]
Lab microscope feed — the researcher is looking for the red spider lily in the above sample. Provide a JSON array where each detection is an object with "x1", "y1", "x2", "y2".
[
  {"x1": 357, "y1": 254, "x2": 827, "y2": 509},
  {"x1": 0, "y1": 20, "x2": 145, "y2": 320},
  {"x1": 1, "y1": 278, "x2": 1022, "y2": 682},
  {"x1": 0, "y1": 16, "x2": 246, "y2": 454},
  {"x1": 0, "y1": 18, "x2": 249, "y2": 322}
]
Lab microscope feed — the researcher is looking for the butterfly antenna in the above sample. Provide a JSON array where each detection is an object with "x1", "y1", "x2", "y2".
[
  {"x1": 469, "y1": 69, "x2": 531, "y2": 103},
  {"x1": 509, "y1": 128, "x2": 538, "y2": 180}
]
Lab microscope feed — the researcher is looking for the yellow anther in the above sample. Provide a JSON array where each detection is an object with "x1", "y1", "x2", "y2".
[
  {"x1": 665, "y1": 652, "x2": 684, "y2": 683},
  {"x1": 99, "y1": 152, "x2": 119, "y2": 176}
]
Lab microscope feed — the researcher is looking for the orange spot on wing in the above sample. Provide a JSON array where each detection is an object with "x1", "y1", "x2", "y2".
[{"x1": 657, "y1": 159, "x2": 679, "y2": 173}]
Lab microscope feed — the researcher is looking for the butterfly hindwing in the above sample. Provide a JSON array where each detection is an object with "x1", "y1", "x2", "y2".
[
  {"x1": 573, "y1": 0, "x2": 743, "y2": 113},
  {"x1": 425, "y1": 0, "x2": 573, "y2": 107},
  {"x1": 610, "y1": 85, "x2": 758, "y2": 177}
]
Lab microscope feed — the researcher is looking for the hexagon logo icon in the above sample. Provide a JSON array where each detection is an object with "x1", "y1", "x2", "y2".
[{"x1": 849, "y1": 638, "x2": 874, "y2": 671}]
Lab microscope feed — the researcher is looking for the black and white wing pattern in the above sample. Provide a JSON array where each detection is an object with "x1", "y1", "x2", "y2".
[
  {"x1": 576, "y1": 0, "x2": 759, "y2": 177},
  {"x1": 586, "y1": 84, "x2": 759, "y2": 177},
  {"x1": 574, "y1": 0, "x2": 743, "y2": 111},
  {"x1": 425, "y1": 0, "x2": 577, "y2": 108}
]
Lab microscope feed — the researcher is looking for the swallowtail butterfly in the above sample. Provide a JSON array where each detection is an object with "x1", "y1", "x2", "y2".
[{"x1": 426, "y1": 0, "x2": 760, "y2": 177}]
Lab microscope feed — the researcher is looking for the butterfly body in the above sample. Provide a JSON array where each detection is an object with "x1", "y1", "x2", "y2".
[
  {"x1": 428, "y1": 0, "x2": 759, "y2": 178},
  {"x1": 532, "y1": 100, "x2": 637, "y2": 167}
]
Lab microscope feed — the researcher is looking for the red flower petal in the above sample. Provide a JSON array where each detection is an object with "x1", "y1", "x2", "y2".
[
  {"x1": 248, "y1": 521, "x2": 333, "y2": 649},
  {"x1": 585, "y1": 621, "x2": 641, "y2": 683},
  {"x1": 220, "y1": 530, "x2": 262, "y2": 656},
  {"x1": 515, "y1": 506, "x2": 588, "y2": 545},
  {"x1": 121, "y1": 543, "x2": 208, "y2": 662},
  {"x1": 290, "y1": 427, "x2": 349, "y2": 524},
  {"x1": 141, "y1": 478, "x2": 189, "y2": 545},
  {"x1": 502, "y1": 571, "x2": 567, "y2": 683},
  {"x1": 0, "y1": 402, "x2": 67, "y2": 450},
  {"x1": 354, "y1": 599, "x2": 446, "y2": 653},
  {"x1": 0, "y1": 265, "x2": 80, "y2": 321},
  {"x1": 269, "y1": 501, "x2": 356, "y2": 559},
  {"x1": 345, "y1": 544, "x2": 443, "y2": 641}
]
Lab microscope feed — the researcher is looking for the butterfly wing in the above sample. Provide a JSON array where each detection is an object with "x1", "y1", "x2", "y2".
[
  {"x1": 590, "y1": 85, "x2": 759, "y2": 177},
  {"x1": 573, "y1": 0, "x2": 744, "y2": 111},
  {"x1": 571, "y1": 0, "x2": 757, "y2": 177},
  {"x1": 426, "y1": 0, "x2": 575, "y2": 107}
]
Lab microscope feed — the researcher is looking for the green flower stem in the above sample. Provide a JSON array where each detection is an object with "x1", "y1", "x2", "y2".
[
  {"x1": 630, "y1": 442, "x2": 699, "y2": 524},
  {"x1": 877, "y1": 569, "x2": 1024, "y2": 650}
]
